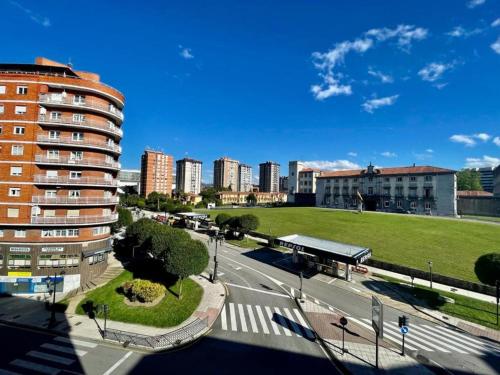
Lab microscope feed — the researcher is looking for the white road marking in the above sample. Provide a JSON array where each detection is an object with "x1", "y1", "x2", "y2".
[
  {"x1": 386, "y1": 322, "x2": 450, "y2": 353},
  {"x1": 238, "y1": 304, "x2": 248, "y2": 332},
  {"x1": 221, "y1": 304, "x2": 228, "y2": 330},
  {"x1": 328, "y1": 306, "x2": 334, "y2": 312},
  {"x1": 264, "y1": 306, "x2": 280, "y2": 335},
  {"x1": 246, "y1": 305, "x2": 259, "y2": 333},
  {"x1": 314, "y1": 299, "x2": 320, "y2": 304},
  {"x1": 102, "y1": 351, "x2": 133, "y2": 375},
  {"x1": 293, "y1": 309, "x2": 315, "y2": 339},
  {"x1": 355, "y1": 318, "x2": 420, "y2": 351},
  {"x1": 409, "y1": 324, "x2": 472, "y2": 354},
  {"x1": 350, "y1": 287, "x2": 360, "y2": 293},
  {"x1": 274, "y1": 307, "x2": 293, "y2": 336},
  {"x1": 10, "y1": 359, "x2": 59, "y2": 375},
  {"x1": 424, "y1": 325, "x2": 500, "y2": 354},
  {"x1": 327, "y1": 278, "x2": 337, "y2": 284},
  {"x1": 255, "y1": 305, "x2": 270, "y2": 334},
  {"x1": 229, "y1": 303, "x2": 237, "y2": 331},
  {"x1": 235, "y1": 267, "x2": 242, "y2": 270},
  {"x1": 27, "y1": 351, "x2": 74, "y2": 366},
  {"x1": 53, "y1": 336, "x2": 97, "y2": 348},
  {"x1": 40, "y1": 343, "x2": 87, "y2": 357},
  {"x1": 302, "y1": 293, "x2": 307, "y2": 299},
  {"x1": 225, "y1": 283, "x2": 288, "y2": 298},
  {"x1": 290, "y1": 288, "x2": 295, "y2": 297},
  {"x1": 283, "y1": 307, "x2": 303, "y2": 337},
  {"x1": 379, "y1": 321, "x2": 435, "y2": 351}
]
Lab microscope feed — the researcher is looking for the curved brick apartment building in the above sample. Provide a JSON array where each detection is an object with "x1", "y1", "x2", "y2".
[{"x1": 0, "y1": 57, "x2": 124, "y2": 293}]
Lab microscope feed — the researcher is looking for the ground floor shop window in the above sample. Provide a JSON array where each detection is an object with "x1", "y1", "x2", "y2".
[
  {"x1": 88, "y1": 253, "x2": 106, "y2": 265},
  {"x1": 8, "y1": 254, "x2": 31, "y2": 268},
  {"x1": 38, "y1": 254, "x2": 79, "y2": 268}
]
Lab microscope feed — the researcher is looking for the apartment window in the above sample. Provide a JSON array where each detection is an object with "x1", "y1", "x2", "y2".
[
  {"x1": 93, "y1": 226, "x2": 110, "y2": 236},
  {"x1": 49, "y1": 130, "x2": 60, "y2": 139},
  {"x1": 0, "y1": 85, "x2": 5, "y2": 94},
  {"x1": 410, "y1": 201, "x2": 417, "y2": 209},
  {"x1": 68, "y1": 190, "x2": 80, "y2": 198},
  {"x1": 384, "y1": 177, "x2": 390, "y2": 182},
  {"x1": 50, "y1": 112, "x2": 61, "y2": 120},
  {"x1": 384, "y1": 201, "x2": 390, "y2": 208},
  {"x1": 8, "y1": 254, "x2": 31, "y2": 269},
  {"x1": 70, "y1": 151, "x2": 83, "y2": 160},
  {"x1": 88, "y1": 253, "x2": 106, "y2": 265},
  {"x1": 43, "y1": 210, "x2": 55, "y2": 217},
  {"x1": 46, "y1": 170, "x2": 58, "y2": 178},
  {"x1": 368, "y1": 177, "x2": 373, "y2": 182},
  {"x1": 15, "y1": 106, "x2": 27, "y2": 115},
  {"x1": 425, "y1": 202, "x2": 431, "y2": 210},
  {"x1": 409, "y1": 188, "x2": 417, "y2": 197},
  {"x1": 353, "y1": 178, "x2": 357, "y2": 182},
  {"x1": 45, "y1": 190, "x2": 57, "y2": 198},
  {"x1": 0, "y1": 229, "x2": 3, "y2": 237},
  {"x1": 410, "y1": 176, "x2": 416, "y2": 182},
  {"x1": 72, "y1": 132, "x2": 84, "y2": 141},
  {"x1": 39, "y1": 254, "x2": 79, "y2": 268},
  {"x1": 16, "y1": 86, "x2": 28, "y2": 95},
  {"x1": 70, "y1": 171, "x2": 82, "y2": 179},
  {"x1": 73, "y1": 95, "x2": 86, "y2": 104},
  {"x1": 67, "y1": 209, "x2": 79, "y2": 217},
  {"x1": 14, "y1": 230, "x2": 26, "y2": 238},
  {"x1": 73, "y1": 113, "x2": 85, "y2": 122},
  {"x1": 9, "y1": 188, "x2": 21, "y2": 197},
  {"x1": 397, "y1": 177, "x2": 403, "y2": 182},
  {"x1": 103, "y1": 208, "x2": 111, "y2": 216},
  {"x1": 396, "y1": 200, "x2": 402, "y2": 208},
  {"x1": 11, "y1": 145, "x2": 24, "y2": 155},
  {"x1": 0, "y1": 104, "x2": 4, "y2": 114},
  {"x1": 13, "y1": 126, "x2": 25, "y2": 135},
  {"x1": 425, "y1": 175, "x2": 432, "y2": 182},
  {"x1": 10, "y1": 166, "x2": 22, "y2": 176},
  {"x1": 47, "y1": 150, "x2": 59, "y2": 159},
  {"x1": 7, "y1": 208, "x2": 19, "y2": 218},
  {"x1": 41, "y1": 229, "x2": 79, "y2": 238},
  {"x1": 368, "y1": 187, "x2": 373, "y2": 195}
]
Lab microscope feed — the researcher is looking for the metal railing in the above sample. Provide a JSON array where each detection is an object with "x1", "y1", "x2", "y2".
[
  {"x1": 34, "y1": 155, "x2": 120, "y2": 169},
  {"x1": 32, "y1": 196, "x2": 119, "y2": 205},
  {"x1": 34, "y1": 175, "x2": 118, "y2": 186},
  {"x1": 36, "y1": 135, "x2": 122, "y2": 154},
  {"x1": 38, "y1": 115, "x2": 123, "y2": 137},
  {"x1": 31, "y1": 213, "x2": 118, "y2": 225},
  {"x1": 39, "y1": 94, "x2": 124, "y2": 122},
  {"x1": 103, "y1": 317, "x2": 208, "y2": 349}
]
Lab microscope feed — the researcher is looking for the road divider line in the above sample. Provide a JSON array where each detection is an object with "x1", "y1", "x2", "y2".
[{"x1": 102, "y1": 351, "x2": 133, "y2": 375}]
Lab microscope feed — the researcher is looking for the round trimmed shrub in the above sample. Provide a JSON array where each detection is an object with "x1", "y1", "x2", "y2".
[
  {"x1": 474, "y1": 253, "x2": 500, "y2": 286},
  {"x1": 129, "y1": 279, "x2": 166, "y2": 303}
]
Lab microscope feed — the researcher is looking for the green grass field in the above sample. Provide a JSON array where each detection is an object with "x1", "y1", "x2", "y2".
[
  {"x1": 200, "y1": 207, "x2": 500, "y2": 283},
  {"x1": 76, "y1": 271, "x2": 203, "y2": 327}
]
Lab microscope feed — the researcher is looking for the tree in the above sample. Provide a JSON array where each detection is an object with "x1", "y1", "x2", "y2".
[
  {"x1": 164, "y1": 238, "x2": 209, "y2": 298},
  {"x1": 246, "y1": 193, "x2": 257, "y2": 206},
  {"x1": 457, "y1": 169, "x2": 483, "y2": 191},
  {"x1": 151, "y1": 225, "x2": 191, "y2": 263},
  {"x1": 239, "y1": 214, "x2": 259, "y2": 239},
  {"x1": 125, "y1": 218, "x2": 160, "y2": 256},
  {"x1": 146, "y1": 191, "x2": 168, "y2": 211},
  {"x1": 117, "y1": 207, "x2": 133, "y2": 227},
  {"x1": 215, "y1": 213, "x2": 231, "y2": 230},
  {"x1": 474, "y1": 253, "x2": 500, "y2": 286}
]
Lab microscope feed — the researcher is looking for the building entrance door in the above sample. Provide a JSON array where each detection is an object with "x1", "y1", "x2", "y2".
[{"x1": 365, "y1": 199, "x2": 377, "y2": 211}]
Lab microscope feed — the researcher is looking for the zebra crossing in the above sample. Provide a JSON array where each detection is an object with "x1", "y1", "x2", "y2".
[
  {"x1": 0, "y1": 336, "x2": 97, "y2": 374},
  {"x1": 220, "y1": 302, "x2": 315, "y2": 339},
  {"x1": 349, "y1": 317, "x2": 500, "y2": 356}
]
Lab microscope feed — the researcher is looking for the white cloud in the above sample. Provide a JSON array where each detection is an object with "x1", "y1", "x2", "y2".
[
  {"x1": 381, "y1": 151, "x2": 397, "y2": 158},
  {"x1": 362, "y1": 94, "x2": 399, "y2": 113},
  {"x1": 491, "y1": 37, "x2": 500, "y2": 54},
  {"x1": 414, "y1": 149, "x2": 434, "y2": 160},
  {"x1": 303, "y1": 160, "x2": 361, "y2": 170},
  {"x1": 311, "y1": 25, "x2": 427, "y2": 100},
  {"x1": 368, "y1": 68, "x2": 394, "y2": 83},
  {"x1": 418, "y1": 62, "x2": 455, "y2": 82},
  {"x1": 492, "y1": 18, "x2": 500, "y2": 27},
  {"x1": 474, "y1": 132, "x2": 491, "y2": 142},
  {"x1": 465, "y1": 155, "x2": 500, "y2": 168},
  {"x1": 493, "y1": 136, "x2": 500, "y2": 146},
  {"x1": 467, "y1": 0, "x2": 486, "y2": 8},
  {"x1": 348, "y1": 152, "x2": 358, "y2": 157},
  {"x1": 179, "y1": 45, "x2": 194, "y2": 59},
  {"x1": 9, "y1": 0, "x2": 50, "y2": 27},
  {"x1": 450, "y1": 134, "x2": 476, "y2": 146},
  {"x1": 433, "y1": 83, "x2": 449, "y2": 90},
  {"x1": 446, "y1": 26, "x2": 483, "y2": 38},
  {"x1": 426, "y1": 149, "x2": 434, "y2": 153}
]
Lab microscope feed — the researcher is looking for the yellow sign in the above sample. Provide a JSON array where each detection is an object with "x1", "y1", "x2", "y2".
[{"x1": 8, "y1": 271, "x2": 32, "y2": 277}]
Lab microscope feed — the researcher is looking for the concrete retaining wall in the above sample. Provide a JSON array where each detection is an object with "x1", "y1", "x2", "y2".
[{"x1": 457, "y1": 196, "x2": 500, "y2": 217}]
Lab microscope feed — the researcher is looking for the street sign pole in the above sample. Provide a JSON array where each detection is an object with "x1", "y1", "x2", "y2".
[
  {"x1": 340, "y1": 316, "x2": 348, "y2": 355},
  {"x1": 299, "y1": 272, "x2": 303, "y2": 300},
  {"x1": 402, "y1": 333, "x2": 405, "y2": 356},
  {"x1": 375, "y1": 334, "x2": 379, "y2": 369}
]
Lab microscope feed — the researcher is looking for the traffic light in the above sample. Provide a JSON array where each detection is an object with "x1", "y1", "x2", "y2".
[{"x1": 398, "y1": 315, "x2": 410, "y2": 327}]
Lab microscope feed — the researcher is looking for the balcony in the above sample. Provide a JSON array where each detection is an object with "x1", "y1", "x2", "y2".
[
  {"x1": 34, "y1": 155, "x2": 120, "y2": 170},
  {"x1": 32, "y1": 196, "x2": 119, "y2": 205},
  {"x1": 34, "y1": 175, "x2": 118, "y2": 187},
  {"x1": 38, "y1": 115, "x2": 123, "y2": 138},
  {"x1": 39, "y1": 94, "x2": 124, "y2": 123},
  {"x1": 37, "y1": 135, "x2": 121, "y2": 154},
  {"x1": 31, "y1": 213, "x2": 118, "y2": 225}
]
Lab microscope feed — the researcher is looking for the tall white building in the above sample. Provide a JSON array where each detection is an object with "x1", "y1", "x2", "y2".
[
  {"x1": 259, "y1": 161, "x2": 280, "y2": 193},
  {"x1": 287, "y1": 161, "x2": 305, "y2": 202},
  {"x1": 176, "y1": 158, "x2": 202, "y2": 194},
  {"x1": 238, "y1": 164, "x2": 253, "y2": 192}
]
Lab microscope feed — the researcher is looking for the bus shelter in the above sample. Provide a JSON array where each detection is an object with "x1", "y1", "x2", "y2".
[
  {"x1": 177, "y1": 212, "x2": 209, "y2": 230},
  {"x1": 277, "y1": 234, "x2": 371, "y2": 281}
]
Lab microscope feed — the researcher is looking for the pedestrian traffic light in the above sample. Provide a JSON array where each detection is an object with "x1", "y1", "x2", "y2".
[{"x1": 398, "y1": 315, "x2": 409, "y2": 327}]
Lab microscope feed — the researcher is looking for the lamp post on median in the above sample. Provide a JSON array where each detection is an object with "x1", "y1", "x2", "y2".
[
  {"x1": 299, "y1": 271, "x2": 303, "y2": 299},
  {"x1": 48, "y1": 270, "x2": 66, "y2": 328},
  {"x1": 212, "y1": 231, "x2": 222, "y2": 283},
  {"x1": 427, "y1": 261, "x2": 433, "y2": 289}
]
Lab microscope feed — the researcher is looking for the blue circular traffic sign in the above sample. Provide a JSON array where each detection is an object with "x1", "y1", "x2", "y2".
[{"x1": 400, "y1": 326, "x2": 409, "y2": 334}]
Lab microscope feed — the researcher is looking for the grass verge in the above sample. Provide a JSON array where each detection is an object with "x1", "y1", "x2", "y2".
[
  {"x1": 76, "y1": 270, "x2": 203, "y2": 328},
  {"x1": 227, "y1": 238, "x2": 265, "y2": 249},
  {"x1": 462, "y1": 215, "x2": 500, "y2": 223}
]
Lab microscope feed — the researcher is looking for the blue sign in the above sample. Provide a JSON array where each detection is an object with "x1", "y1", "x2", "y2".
[{"x1": 400, "y1": 326, "x2": 409, "y2": 334}]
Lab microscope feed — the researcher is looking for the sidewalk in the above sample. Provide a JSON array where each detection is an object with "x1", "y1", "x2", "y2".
[
  {"x1": 299, "y1": 299, "x2": 432, "y2": 374},
  {"x1": 0, "y1": 272, "x2": 226, "y2": 351}
]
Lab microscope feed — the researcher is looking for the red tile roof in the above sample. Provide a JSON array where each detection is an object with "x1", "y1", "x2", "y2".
[{"x1": 317, "y1": 165, "x2": 455, "y2": 178}]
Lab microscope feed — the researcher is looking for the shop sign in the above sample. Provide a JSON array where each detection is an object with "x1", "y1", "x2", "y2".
[
  {"x1": 41, "y1": 247, "x2": 64, "y2": 252},
  {"x1": 16, "y1": 278, "x2": 31, "y2": 283},
  {"x1": 8, "y1": 271, "x2": 32, "y2": 277},
  {"x1": 9, "y1": 247, "x2": 30, "y2": 253}
]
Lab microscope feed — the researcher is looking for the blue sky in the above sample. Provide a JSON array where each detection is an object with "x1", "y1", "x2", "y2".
[{"x1": 2, "y1": 0, "x2": 499, "y2": 182}]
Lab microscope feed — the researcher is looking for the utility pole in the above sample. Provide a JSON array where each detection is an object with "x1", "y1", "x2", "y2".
[
  {"x1": 299, "y1": 271, "x2": 303, "y2": 299},
  {"x1": 428, "y1": 260, "x2": 433, "y2": 289}
]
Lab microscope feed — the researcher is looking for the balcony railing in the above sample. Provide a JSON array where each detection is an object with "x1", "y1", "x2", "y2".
[
  {"x1": 38, "y1": 115, "x2": 123, "y2": 138},
  {"x1": 37, "y1": 135, "x2": 122, "y2": 154},
  {"x1": 34, "y1": 155, "x2": 120, "y2": 170},
  {"x1": 34, "y1": 175, "x2": 118, "y2": 187},
  {"x1": 32, "y1": 196, "x2": 119, "y2": 205},
  {"x1": 31, "y1": 213, "x2": 118, "y2": 225},
  {"x1": 39, "y1": 94, "x2": 124, "y2": 122}
]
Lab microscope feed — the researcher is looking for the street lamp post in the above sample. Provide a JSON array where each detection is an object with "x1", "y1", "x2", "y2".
[
  {"x1": 212, "y1": 232, "x2": 222, "y2": 283},
  {"x1": 427, "y1": 261, "x2": 433, "y2": 289},
  {"x1": 48, "y1": 270, "x2": 65, "y2": 328},
  {"x1": 299, "y1": 271, "x2": 303, "y2": 300}
]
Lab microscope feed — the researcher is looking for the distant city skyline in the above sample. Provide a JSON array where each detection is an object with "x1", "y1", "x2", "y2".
[{"x1": 3, "y1": 0, "x2": 499, "y2": 183}]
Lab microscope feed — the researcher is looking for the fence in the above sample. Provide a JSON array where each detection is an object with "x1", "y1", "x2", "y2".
[{"x1": 103, "y1": 317, "x2": 208, "y2": 349}]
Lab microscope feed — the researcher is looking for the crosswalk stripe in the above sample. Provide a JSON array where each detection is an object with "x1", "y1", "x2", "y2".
[
  {"x1": 221, "y1": 304, "x2": 228, "y2": 330},
  {"x1": 385, "y1": 322, "x2": 450, "y2": 353},
  {"x1": 432, "y1": 325, "x2": 500, "y2": 353},
  {"x1": 382, "y1": 322, "x2": 438, "y2": 352},
  {"x1": 290, "y1": 288, "x2": 295, "y2": 297},
  {"x1": 409, "y1": 324, "x2": 474, "y2": 355},
  {"x1": 246, "y1": 305, "x2": 259, "y2": 333},
  {"x1": 328, "y1": 306, "x2": 334, "y2": 312},
  {"x1": 274, "y1": 307, "x2": 293, "y2": 336},
  {"x1": 302, "y1": 293, "x2": 307, "y2": 299},
  {"x1": 40, "y1": 343, "x2": 87, "y2": 357},
  {"x1": 283, "y1": 308, "x2": 303, "y2": 337},
  {"x1": 27, "y1": 351, "x2": 75, "y2": 366},
  {"x1": 238, "y1": 304, "x2": 248, "y2": 332},
  {"x1": 293, "y1": 309, "x2": 315, "y2": 339},
  {"x1": 423, "y1": 325, "x2": 500, "y2": 354},
  {"x1": 255, "y1": 305, "x2": 270, "y2": 334},
  {"x1": 10, "y1": 359, "x2": 59, "y2": 375},
  {"x1": 264, "y1": 306, "x2": 280, "y2": 335},
  {"x1": 314, "y1": 299, "x2": 320, "y2": 304},
  {"x1": 53, "y1": 337, "x2": 98, "y2": 348},
  {"x1": 229, "y1": 303, "x2": 237, "y2": 332},
  {"x1": 0, "y1": 369, "x2": 22, "y2": 375},
  {"x1": 357, "y1": 318, "x2": 419, "y2": 351}
]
